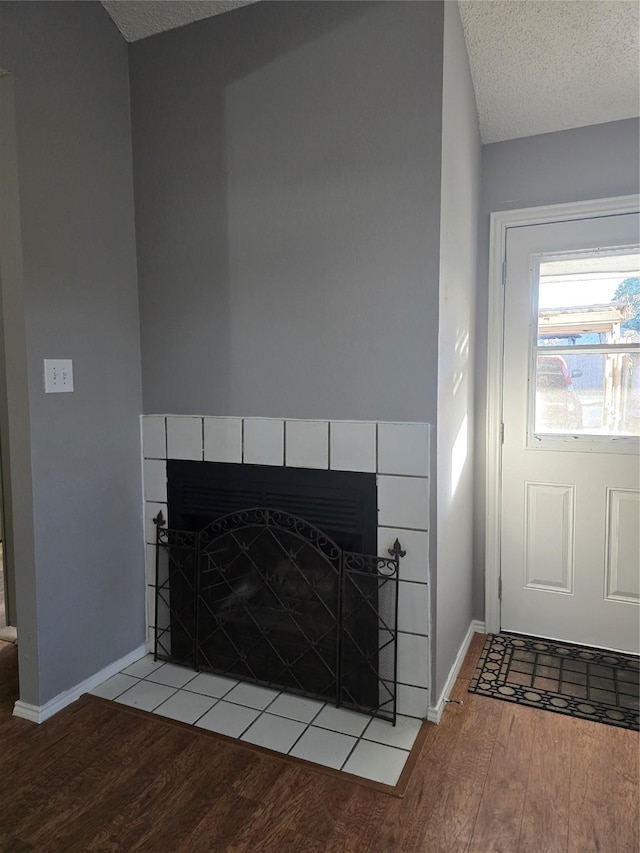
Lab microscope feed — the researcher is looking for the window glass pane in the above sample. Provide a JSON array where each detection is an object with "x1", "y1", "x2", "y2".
[
  {"x1": 538, "y1": 252, "x2": 640, "y2": 347},
  {"x1": 534, "y1": 352, "x2": 640, "y2": 436}
]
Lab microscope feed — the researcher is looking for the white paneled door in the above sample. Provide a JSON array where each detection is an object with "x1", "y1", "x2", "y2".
[{"x1": 501, "y1": 213, "x2": 640, "y2": 653}]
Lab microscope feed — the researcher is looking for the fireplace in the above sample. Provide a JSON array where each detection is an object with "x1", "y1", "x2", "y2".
[
  {"x1": 154, "y1": 461, "x2": 401, "y2": 720},
  {"x1": 143, "y1": 416, "x2": 431, "y2": 720}
]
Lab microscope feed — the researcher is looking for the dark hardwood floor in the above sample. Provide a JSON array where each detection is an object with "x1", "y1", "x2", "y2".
[{"x1": 0, "y1": 635, "x2": 637, "y2": 852}]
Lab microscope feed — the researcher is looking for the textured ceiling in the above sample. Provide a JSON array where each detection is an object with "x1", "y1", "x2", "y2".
[
  {"x1": 100, "y1": 0, "x2": 260, "y2": 42},
  {"x1": 459, "y1": 0, "x2": 640, "y2": 143},
  {"x1": 100, "y1": 0, "x2": 640, "y2": 144}
]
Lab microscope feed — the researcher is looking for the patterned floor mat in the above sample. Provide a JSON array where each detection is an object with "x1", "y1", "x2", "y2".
[{"x1": 469, "y1": 633, "x2": 639, "y2": 731}]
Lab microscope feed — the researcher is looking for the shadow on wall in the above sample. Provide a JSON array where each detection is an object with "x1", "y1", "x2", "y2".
[{"x1": 132, "y1": 2, "x2": 382, "y2": 417}]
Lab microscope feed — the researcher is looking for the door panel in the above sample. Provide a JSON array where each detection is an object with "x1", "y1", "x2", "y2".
[
  {"x1": 524, "y1": 481, "x2": 575, "y2": 593},
  {"x1": 501, "y1": 213, "x2": 640, "y2": 653},
  {"x1": 604, "y1": 488, "x2": 640, "y2": 603}
]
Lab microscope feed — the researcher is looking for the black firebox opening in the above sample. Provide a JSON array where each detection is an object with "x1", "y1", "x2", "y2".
[
  {"x1": 167, "y1": 460, "x2": 377, "y2": 552},
  {"x1": 164, "y1": 460, "x2": 380, "y2": 707}
]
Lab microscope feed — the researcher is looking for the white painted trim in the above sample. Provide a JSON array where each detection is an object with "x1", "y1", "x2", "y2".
[
  {"x1": 12, "y1": 642, "x2": 148, "y2": 724},
  {"x1": 426, "y1": 619, "x2": 485, "y2": 724},
  {"x1": 484, "y1": 194, "x2": 640, "y2": 636}
]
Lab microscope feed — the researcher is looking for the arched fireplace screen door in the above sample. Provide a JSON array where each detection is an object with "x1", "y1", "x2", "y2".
[{"x1": 153, "y1": 508, "x2": 404, "y2": 723}]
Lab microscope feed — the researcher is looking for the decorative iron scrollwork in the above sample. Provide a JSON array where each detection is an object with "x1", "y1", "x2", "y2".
[{"x1": 388, "y1": 538, "x2": 407, "y2": 560}]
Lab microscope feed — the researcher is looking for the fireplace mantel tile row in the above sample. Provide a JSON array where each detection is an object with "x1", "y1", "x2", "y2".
[{"x1": 141, "y1": 416, "x2": 431, "y2": 718}]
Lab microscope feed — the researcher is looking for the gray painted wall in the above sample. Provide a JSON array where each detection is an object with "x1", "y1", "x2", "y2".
[
  {"x1": 474, "y1": 118, "x2": 640, "y2": 619},
  {"x1": 434, "y1": 1, "x2": 481, "y2": 701},
  {"x1": 0, "y1": 74, "x2": 40, "y2": 700},
  {"x1": 131, "y1": 0, "x2": 444, "y2": 424},
  {"x1": 0, "y1": 2, "x2": 144, "y2": 705}
]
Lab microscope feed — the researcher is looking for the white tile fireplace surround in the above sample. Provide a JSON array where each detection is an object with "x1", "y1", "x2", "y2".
[{"x1": 141, "y1": 416, "x2": 431, "y2": 723}]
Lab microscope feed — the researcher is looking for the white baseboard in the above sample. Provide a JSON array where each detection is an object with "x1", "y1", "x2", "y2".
[
  {"x1": 13, "y1": 642, "x2": 149, "y2": 725},
  {"x1": 426, "y1": 619, "x2": 485, "y2": 724}
]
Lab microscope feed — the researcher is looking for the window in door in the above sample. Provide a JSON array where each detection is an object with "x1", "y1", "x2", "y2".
[{"x1": 531, "y1": 251, "x2": 640, "y2": 438}]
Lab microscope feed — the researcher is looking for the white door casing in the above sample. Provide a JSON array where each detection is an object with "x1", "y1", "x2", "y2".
[
  {"x1": 484, "y1": 195, "x2": 640, "y2": 644},
  {"x1": 501, "y1": 213, "x2": 639, "y2": 652}
]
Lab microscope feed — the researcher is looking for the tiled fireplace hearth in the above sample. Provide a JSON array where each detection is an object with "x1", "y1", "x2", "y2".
[{"x1": 141, "y1": 416, "x2": 431, "y2": 720}]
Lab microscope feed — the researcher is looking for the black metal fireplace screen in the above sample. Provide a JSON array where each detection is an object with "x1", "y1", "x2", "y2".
[{"x1": 153, "y1": 508, "x2": 404, "y2": 723}]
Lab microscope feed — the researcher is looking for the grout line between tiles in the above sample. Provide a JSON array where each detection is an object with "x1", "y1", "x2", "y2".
[
  {"x1": 339, "y1": 726, "x2": 411, "y2": 780},
  {"x1": 311, "y1": 720, "x2": 369, "y2": 737},
  {"x1": 191, "y1": 697, "x2": 221, "y2": 727},
  {"x1": 307, "y1": 702, "x2": 326, "y2": 726},
  {"x1": 285, "y1": 719, "x2": 312, "y2": 756},
  {"x1": 396, "y1": 629, "x2": 430, "y2": 639},
  {"x1": 339, "y1": 732, "x2": 361, "y2": 771},
  {"x1": 182, "y1": 680, "x2": 239, "y2": 701},
  {"x1": 116, "y1": 683, "x2": 181, "y2": 715},
  {"x1": 261, "y1": 690, "x2": 283, "y2": 713},
  {"x1": 360, "y1": 714, "x2": 374, "y2": 740},
  {"x1": 236, "y1": 710, "x2": 264, "y2": 740},
  {"x1": 210, "y1": 695, "x2": 281, "y2": 714},
  {"x1": 257, "y1": 700, "x2": 327, "y2": 727},
  {"x1": 377, "y1": 472, "x2": 430, "y2": 480},
  {"x1": 282, "y1": 420, "x2": 287, "y2": 467},
  {"x1": 148, "y1": 686, "x2": 182, "y2": 713},
  {"x1": 146, "y1": 672, "x2": 201, "y2": 691},
  {"x1": 107, "y1": 675, "x2": 143, "y2": 700},
  {"x1": 156, "y1": 697, "x2": 220, "y2": 727},
  {"x1": 361, "y1": 735, "x2": 412, "y2": 752}
]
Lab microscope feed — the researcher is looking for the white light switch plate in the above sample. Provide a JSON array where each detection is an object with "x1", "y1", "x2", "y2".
[{"x1": 44, "y1": 359, "x2": 74, "y2": 393}]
